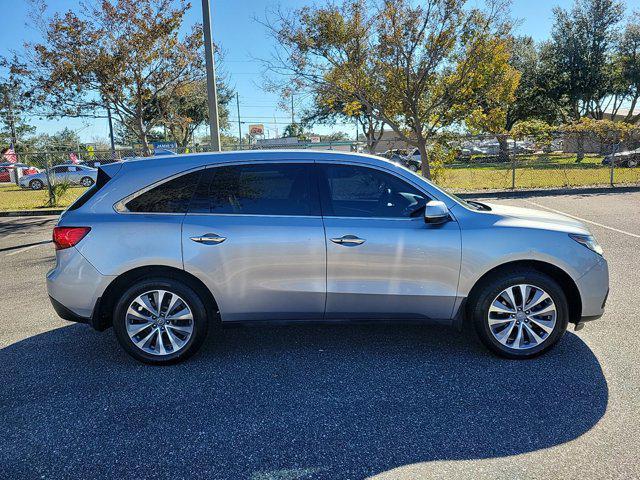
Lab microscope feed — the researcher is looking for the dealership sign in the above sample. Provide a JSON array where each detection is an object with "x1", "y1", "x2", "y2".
[
  {"x1": 151, "y1": 141, "x2": 177, "y2": 156},
  {"x1": 249, "y1": 124, "x2": 264, "y2": 136}
]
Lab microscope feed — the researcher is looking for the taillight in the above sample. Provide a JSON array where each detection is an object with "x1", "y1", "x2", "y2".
[{"x1": 52, "y1": 226, "x2": 91, "y2": 250}]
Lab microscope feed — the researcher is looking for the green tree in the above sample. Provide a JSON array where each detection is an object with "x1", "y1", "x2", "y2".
[
  {"x1": 282, "y1": 123, "x2": 306, "y2": 139},
  {"x1": 612, "y1": 16, "x2": 640, "y2": 123},
  {"x1": 13, "y1": 0, "x2": 229, "y2": 156},
  {"x1": 322, "y1": 131, "x2": 351, "y2": 142},
  {"x1": 158, "y1": 77, "x2": 232, "y2": 149},
  {"x1": 0, "y1": 72, "x2": 36, "y2": 151},
  {"x1": 466, "y1": 36, "x2": 567, "y2": 161},
  {"x1": 545, "y1": 0, "x2": 625, "y2": 121},
  {"x1": 303, "y1": 89, "x2": 385, "y2": 153},
  {"x1": 265, "y1": 0, "x2": 517, "y2": 179}
]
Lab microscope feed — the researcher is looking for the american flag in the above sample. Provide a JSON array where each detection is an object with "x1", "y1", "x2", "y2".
[
  {"x1": 69, "y1": 152, "x2": 79, "y2": 164},
  {"x1": 3, "y1": 143, "x2": 17, "y2": 163}
]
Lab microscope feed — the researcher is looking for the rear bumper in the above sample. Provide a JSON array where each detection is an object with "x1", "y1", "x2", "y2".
[
  {"x1": 46, "y1": 247, "x2": 113, "y2": 325},
  {"x1": 49, "y1": 295, "x2": 89, "y2": 324},
  {"x1": 49, "y1": 295, "x2": 107, "y2": 330}
]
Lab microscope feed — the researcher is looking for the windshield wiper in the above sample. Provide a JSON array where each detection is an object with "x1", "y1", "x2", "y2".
[{"x1": 466, "y1": 200, "x2": 491, "y2": 211}]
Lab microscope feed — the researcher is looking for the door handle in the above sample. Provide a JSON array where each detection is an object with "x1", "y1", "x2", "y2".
[
  {"x1": 190, "y1": 233, "x2": 226, "y2": 245},
  {"x1": 330, "y1": 235, "x2": 366, "y2": 246}
]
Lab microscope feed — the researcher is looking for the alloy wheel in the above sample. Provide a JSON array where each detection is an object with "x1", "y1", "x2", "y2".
[
  {"x1": 487, "y1": 284, "x2": 557, "y2": 350},
  {"x1": 125, "y1": 290, "x2": 194, "y2": 356}
]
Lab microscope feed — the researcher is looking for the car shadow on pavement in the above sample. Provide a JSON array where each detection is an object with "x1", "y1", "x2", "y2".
[{"x1": 0, "y1": 323, "x2": 607, "y2": 480}]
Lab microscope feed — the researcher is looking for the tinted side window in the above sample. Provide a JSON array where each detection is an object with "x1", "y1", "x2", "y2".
[
  {"x1": 190, "y1": 163, "x2": 319, "y2": 216},
  {"x1": 126, "y1": 170, "x2": 201, "y2": 213},
  {"x1": 322, "y1": 164, "x2": 427, "y2": 218}
]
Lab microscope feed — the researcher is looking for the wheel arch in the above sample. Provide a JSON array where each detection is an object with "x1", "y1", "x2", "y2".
[
  {"x1": 464, "y1": 260, "x2": 582, "y2": 326},
  {"x1": 93, "y1": 265, "x2": 220, "y2": 331}
]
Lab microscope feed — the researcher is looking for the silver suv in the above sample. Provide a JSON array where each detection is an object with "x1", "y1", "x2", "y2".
[{"x1": 47, "y1": 151, "x2": 609, "y2": 364}]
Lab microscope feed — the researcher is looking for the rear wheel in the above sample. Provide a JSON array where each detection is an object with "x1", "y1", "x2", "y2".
[
  {"x1": 113, "y1": 277, "x2": 209, "y2": 364},
  {"x1": 30, "y1": 179, "x2": 44, "y2": 190},
  {"x1": 470, "y1": 269, "x2": 569, "y2": 359},
  {"x1": 626, "y1": 159, "x2": 638, "y2": 168}
]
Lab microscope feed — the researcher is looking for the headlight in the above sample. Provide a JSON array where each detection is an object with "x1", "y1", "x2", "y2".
[{"x1": 569, "y1": 234, "x2": 603, "y2": 256}]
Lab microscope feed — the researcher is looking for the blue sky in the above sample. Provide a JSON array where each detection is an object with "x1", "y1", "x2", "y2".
[{"x1": 0, "y1": 0, "x2": 581, "y2": 143}]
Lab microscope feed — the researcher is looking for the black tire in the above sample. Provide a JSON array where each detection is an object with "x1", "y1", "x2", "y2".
[
  {"x1": 30, "y1": 179, "x2": 44, "y2": 190},
  {"x1": 80, "y1": 176, "x2": 94, "y2": 187},
  {"x1": 469, "y1": 269, "x2": 569, "y2": 359},
  {"x1": 113, "y1": 277, "x2": 209, "y2": 365}
]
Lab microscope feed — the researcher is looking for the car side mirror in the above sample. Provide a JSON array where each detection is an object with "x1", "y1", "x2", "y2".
[{"x1": 424, "y1": 200, "x2": 450, "y2": 225}]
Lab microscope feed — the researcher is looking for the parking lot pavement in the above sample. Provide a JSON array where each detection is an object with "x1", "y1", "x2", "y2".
[{"x1": 0, "y1": 192, "x2": 639, "y2": 480}]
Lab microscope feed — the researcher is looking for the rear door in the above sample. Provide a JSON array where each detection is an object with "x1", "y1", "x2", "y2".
[
  {"x1": 182, "y1": 161, "x2": 327, "y2": 322},
  {"x1": 319, "y1": 162, "x2": 461, "y2": 321}
]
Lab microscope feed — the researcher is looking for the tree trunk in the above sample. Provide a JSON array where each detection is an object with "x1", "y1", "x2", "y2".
[
  {"x1": 418, "y1": 141, "x2": 431, "y2": 179},
  {"x1": 496, "y1": 134, "x2": 510, "y2": 163},
  {"x1": 141, "y1": 135, "x2": 152, "y2": 157},
  {"x1": 366, "y1": 130, "x2": 376, "y2": 154},
  {"x1": 576, "y1": 134, "x2": 584, "y2": 163}
]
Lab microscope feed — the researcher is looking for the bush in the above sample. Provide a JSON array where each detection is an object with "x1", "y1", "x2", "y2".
[
  {"x1": 428, "y1": 143, "x2": 456, "y2": 183},
  {"x1": 47, "y1": 180, "x2": 71, "y2": 207}
]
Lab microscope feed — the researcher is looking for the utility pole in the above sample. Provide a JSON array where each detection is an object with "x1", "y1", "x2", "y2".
[
  {"x1": 107, "y1": 106, "x2": 116, "y2": 159},
  {"x1": 2, "y1": 85, "x2": 19, "y2": 158},
  {"x1": 201, "y1": 0, "x2": 221, "y2": 152},
  {"x1": 236, "y1": 92, "x2": 242, "y2": 149},
  {"x1": 291, "y1": 93, "x2": 295, "y2": 125}
]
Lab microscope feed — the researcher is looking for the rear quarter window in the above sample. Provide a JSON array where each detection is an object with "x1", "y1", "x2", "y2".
[
  {"x1": 125, "y1": 170, "x2": 201, "y2": 213},
  {"x1": 67, "y1": 167, "x2": 112, "y2": 211}
]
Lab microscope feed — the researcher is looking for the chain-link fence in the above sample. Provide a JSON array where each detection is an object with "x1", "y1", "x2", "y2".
[
  {"x1": 376, "y1": 130, "x2": 640, "y2": 191},
  {"x1": 3, "y1": 130, "x2": 640, "y2": 192},
  {"x1": 5, "y1": 140, "x2": 358, "y2": 169}
]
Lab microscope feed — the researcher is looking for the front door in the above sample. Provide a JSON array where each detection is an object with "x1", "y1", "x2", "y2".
[
  {"x1": 182, "y1": 162, "x2": 327, "y2": 322},
  {"x1": 318, "y1": 163, "x2": 461, "y2": 321}
]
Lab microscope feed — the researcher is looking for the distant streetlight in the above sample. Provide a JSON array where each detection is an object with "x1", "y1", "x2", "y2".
[{"x1": 201, "y1": 0, "x2": 221, "y2": 152}]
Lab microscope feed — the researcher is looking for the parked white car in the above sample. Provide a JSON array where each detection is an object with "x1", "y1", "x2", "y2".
[{"x1": 19, "y1": 164, "x2": 97, "y2": 190}]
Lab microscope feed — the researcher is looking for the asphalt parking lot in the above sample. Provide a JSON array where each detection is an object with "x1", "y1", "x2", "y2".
[{"x1": 1, "y1": 189, "x2": 639, "y2": 480}]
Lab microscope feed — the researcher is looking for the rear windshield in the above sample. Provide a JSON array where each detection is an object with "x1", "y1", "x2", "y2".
[{"x1": 67, "y1": 167, "x2": 112, "y2": 211}]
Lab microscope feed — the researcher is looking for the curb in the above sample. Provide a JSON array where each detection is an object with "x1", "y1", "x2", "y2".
[
  {"x1": 456, "y1": 184, "x2": 640, "y2": 199},
  {"x1": 0, "y1": 209, "x2": 64, "y2": 217}
]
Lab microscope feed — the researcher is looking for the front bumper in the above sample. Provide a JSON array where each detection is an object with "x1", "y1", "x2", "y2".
[{"x1": 575, "y1": 257, "x2": 609, "y2": 321}]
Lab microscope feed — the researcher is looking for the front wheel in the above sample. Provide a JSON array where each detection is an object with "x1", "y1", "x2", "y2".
[
  {"x1": 30, "y1": 179, "x2": 44, "y2": 190},
  {"x1": 113, "y1": 278, "x2": 209, "y2": 364},
  {"x1": 470, "y1": 270, "x2": 569, "y2": 359}
]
